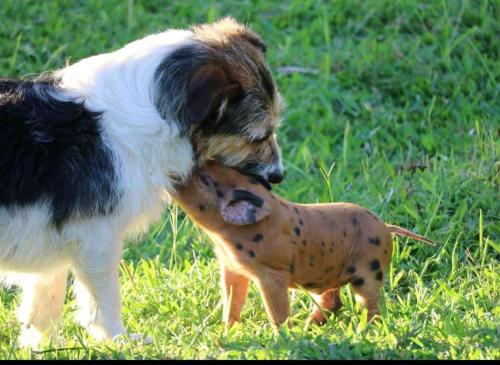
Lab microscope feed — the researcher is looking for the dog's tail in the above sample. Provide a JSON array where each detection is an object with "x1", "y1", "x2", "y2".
[{"x1": 387, "y1": 224, "x2": 436, "y2": 246}]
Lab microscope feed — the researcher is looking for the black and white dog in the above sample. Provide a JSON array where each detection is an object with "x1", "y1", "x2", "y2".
[{"x1": 0, "y1": 18, "x2": 284, "y2": 347}]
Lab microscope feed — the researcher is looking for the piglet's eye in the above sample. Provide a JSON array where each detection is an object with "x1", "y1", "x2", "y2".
[{"x1": 198, "y1": 173, "x2": 213, "y2": 187}]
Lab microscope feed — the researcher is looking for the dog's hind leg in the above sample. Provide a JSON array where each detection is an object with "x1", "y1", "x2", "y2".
[{"x1": 17, "y1": 266, "x2": 69, "y2": 349}]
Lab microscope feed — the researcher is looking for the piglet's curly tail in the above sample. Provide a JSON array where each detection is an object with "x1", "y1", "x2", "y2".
[{"x1": 386, "y1": 225, "x2": 436, "y2": 246}]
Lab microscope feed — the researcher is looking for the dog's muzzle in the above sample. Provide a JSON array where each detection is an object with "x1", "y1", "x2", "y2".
[
  {"x1": 267, "y1": 170, "x2": 284, "y2": 184},
  {"x1": 235, "y1": 158, "x2": 284, "y2": 190},
  {"x1": 262, "y1": 160, "x2": 284, "y2": 185},
  {"x1": 247, "y1": 173, "x2": 272, "y2": 190},
  {"x1": 245, "y1": 164, "x2": 284, "y2": 190}
]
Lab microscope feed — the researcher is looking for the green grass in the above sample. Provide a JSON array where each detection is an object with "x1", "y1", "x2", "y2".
[{"x1": 0, "y1": 0, "x2": 499, "y2": 360}]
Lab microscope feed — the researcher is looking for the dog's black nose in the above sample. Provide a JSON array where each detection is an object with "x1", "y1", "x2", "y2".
[{"x1": 268, "y1": 171, "x2": 284, "y2": 184}]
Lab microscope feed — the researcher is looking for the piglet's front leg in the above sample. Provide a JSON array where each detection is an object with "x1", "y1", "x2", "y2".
[
  {"x1": 220, "y1": 263, "x2": 250, "y2": 326},
  {"x1": 254, "y1": 268, "x2": 290, "y2": 332}
]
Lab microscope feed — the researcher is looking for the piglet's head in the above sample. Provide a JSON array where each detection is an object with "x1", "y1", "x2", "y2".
[{"x1": 191, "y1": 161, "x2": 273, "y2": 225}]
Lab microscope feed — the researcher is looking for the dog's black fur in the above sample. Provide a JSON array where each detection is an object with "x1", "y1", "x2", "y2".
[
  {"x1": 155, "y1": 43, "x2": 276, "y2": 139},
  {"x1": 0, "y1": 76, "x2": 118, "y2": 228}
]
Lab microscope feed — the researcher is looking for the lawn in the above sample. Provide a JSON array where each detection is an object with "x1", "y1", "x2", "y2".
[{"x1": 0, "y1": 0, "x2": 498, "y2": 360}]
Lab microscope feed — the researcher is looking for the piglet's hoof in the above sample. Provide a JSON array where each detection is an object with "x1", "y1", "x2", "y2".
[
  {"x1": 112, "y1": 333, "x2": 153, "y2": 345},
  {"x1": 308, "y1": 310, "x2": 329, "y2": 326}
]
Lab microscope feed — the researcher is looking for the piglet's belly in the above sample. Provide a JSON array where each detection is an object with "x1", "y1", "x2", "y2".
[
  {"x1": 285, "y1": 239, "x2": 351, "y2": 293},
  {"x1": 288, "y1": 267, "x2": 348, "y2": 294}
]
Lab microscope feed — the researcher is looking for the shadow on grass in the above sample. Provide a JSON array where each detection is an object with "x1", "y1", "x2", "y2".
[
  {"x1": 217, "y1": 322, "x2": 498, "y2": 360},
  {"x1": 218, "y1": 335, "x2": 402, "y2": 360}
]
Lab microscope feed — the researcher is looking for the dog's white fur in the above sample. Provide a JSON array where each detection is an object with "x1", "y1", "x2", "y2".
[{"x1": 0, "y1": 29, "x2": 200, "y2": 347}]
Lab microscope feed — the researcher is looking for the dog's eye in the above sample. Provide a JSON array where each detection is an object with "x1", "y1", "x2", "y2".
[
  {"x1": 250, "y1": 130, "x2": 273, "y2": 143},
  {"x1": 249, "y1": 136, "x2": 265, "y2": 144}
]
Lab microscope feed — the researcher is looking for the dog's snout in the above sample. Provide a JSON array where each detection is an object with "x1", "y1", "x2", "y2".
[
  {"x1": 268, "y1": 170, "x2": 284, "y2": 184},
  {"x1": 262, "y1": 158, "x2": 284, "y2": 185}
]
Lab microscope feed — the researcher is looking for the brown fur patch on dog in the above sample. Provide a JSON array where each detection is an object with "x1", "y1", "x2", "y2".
[
  {"x1": 194, "y1": 133, "x2": 280, "y2": 169},
  {"x1": 183, "y1": 18, "x2": 285, "y2": 179},
  {"x1": 192, "y1": 17, "x2": 266, "y2": 54}
]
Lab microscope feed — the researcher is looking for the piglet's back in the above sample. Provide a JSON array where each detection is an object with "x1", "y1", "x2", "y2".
[{"x1": 280, "y1": 202, "x2": 392, "y2": 289}]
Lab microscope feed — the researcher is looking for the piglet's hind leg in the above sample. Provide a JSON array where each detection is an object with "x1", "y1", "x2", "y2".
[
  {"x1": 350, "y1": 274, "x2": 383, "y2": 320},
  {"x1": 309, "y1": 288, "x2": 342, "y2": 325}
]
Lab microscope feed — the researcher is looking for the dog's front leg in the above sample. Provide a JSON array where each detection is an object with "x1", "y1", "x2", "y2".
[
  {"x1": 71, "y1": 243, "x2": 126, "y2": 342},
  {"x1": 17, "y1": 266, "x2": 69, "y2": 349}
]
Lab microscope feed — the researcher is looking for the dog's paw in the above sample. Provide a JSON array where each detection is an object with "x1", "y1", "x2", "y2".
[
  {"x1": 112, "y1": 333, "x2": 153, "y2": 346},
  {"x1": 18, "y1": 326, "x2": 43, "y2": 350},
  {"x1": 127, "y1": 333, "x2": 154, "y2": 345}
]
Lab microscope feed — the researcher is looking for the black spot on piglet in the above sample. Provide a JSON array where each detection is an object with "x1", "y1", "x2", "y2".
[
  {"x1": 304, "y1": 282, "x2": 319, "y2": 289},
  {"x1": 370, "y1": 259, "x2": 380, "y2": 271},
  {"x1": 247, "y1": 208, "x2": 257, "y2": 224},
  {"x1": 352, "y1": 277, "x2": 364, "y2": 287},
  {"x1": 253, "y1": 233, "x2": 264, "y2": 242}
]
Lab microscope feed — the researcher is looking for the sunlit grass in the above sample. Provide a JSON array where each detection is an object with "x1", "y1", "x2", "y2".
[{"x1": 0, "y1": 0, "x2": 498, "y2": 359}]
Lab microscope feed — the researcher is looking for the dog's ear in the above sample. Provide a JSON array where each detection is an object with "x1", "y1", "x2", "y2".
[
  {"x1": 241, "y1": 31, "x2": 267, "y2": 53},
  {"x1": 218, "y1": 189, "x2": 272, "y2": 225},
  {"x1": 186, "y1": 64, "x2": 240, "y2": 125}
]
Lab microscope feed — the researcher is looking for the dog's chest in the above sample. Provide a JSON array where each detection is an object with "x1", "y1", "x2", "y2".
[{"x1": 110, "y1": 134, "x2": 195, "y2": 231}]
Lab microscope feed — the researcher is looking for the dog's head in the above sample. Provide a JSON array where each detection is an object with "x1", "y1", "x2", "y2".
[{"x1": 154, "y1": 18, "x2": 285, "y2": 185}]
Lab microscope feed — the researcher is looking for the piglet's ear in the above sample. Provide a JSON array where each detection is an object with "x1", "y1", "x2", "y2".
[
  {"x1": 219, "y1": 189, "x2": 272, "y2": 225},
  {"x1": 186, "y1": 64, "x2": 240, "y2": 125}
]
